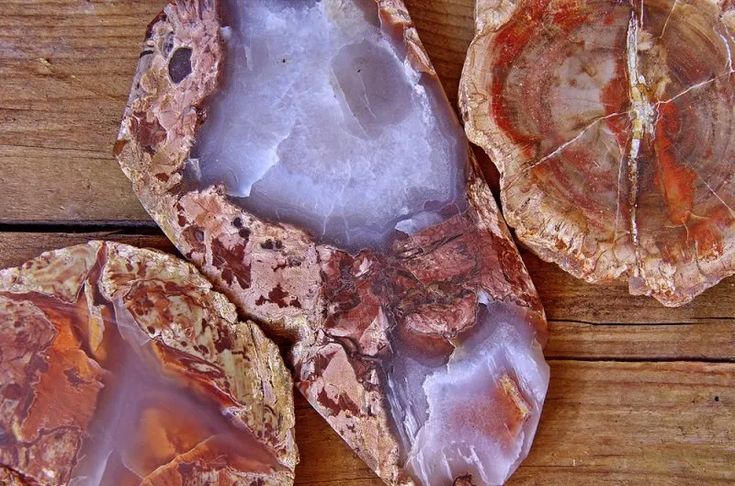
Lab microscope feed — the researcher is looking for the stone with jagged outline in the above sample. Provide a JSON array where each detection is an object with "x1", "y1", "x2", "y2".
[
  {"x1": 116, "y1": 1, "x2": 550, "y2": 484},
  {"x1": 0, "y1": 242, "x2": 296, "y2": 484}
]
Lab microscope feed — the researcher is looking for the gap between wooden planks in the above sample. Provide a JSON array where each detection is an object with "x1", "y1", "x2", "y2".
[{"x1": 0, "y1": 0, "x2": 733, "y2": 484}]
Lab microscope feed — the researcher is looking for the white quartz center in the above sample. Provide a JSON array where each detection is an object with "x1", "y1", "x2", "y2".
[{"x1": 191, "y1": 0, "x2": 465, "y2": 249}]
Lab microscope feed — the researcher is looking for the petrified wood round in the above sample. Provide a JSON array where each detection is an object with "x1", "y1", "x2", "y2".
[
  {"x1": 0, "y1": 242, "x2": 296, "y2": 484},
  {"x1": 116, "y1": 0, "x2": 550, "y2": 484},
  {"x1": 460, "y1": 0, "x2": 735, "y2": 306}
]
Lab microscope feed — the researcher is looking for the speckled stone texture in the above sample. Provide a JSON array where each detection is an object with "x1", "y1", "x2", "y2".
[
  {"x1": 0, "y1": 242, "x2": 296, "y2": 485},
  {"x1": 460, "y1": 0, "x2": 735, "y2": 306},
  {"x1": 116, "y1": 1, "x2": 550, "y2": 484}
]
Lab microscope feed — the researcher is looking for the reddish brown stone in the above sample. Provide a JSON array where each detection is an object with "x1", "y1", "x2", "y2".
[
  {"x1": 116, "y1": 1, "x2": 549, "y2": 484},
  {"x1": 0, "y1": 242, "x2": 296, "y2": 484},
  {"x1": 460, "y1": 0, "x2": 735, "y2": 306}
]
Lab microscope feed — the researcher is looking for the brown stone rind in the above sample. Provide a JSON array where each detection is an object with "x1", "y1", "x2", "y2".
[
  {"x1": 0, "y1": 241, "x2": 296, "y2": 485},
  {"x1": 459, "y1": 0, "x2": 735, "y2": 306},
  {"x1": 116, "y1": 1, "x2": 548, "y2": 483}
]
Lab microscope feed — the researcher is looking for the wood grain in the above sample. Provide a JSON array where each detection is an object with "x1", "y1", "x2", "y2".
[
  {"x1": 0, "y1": 1, "x2": 160, "y2": 222},
  {"x1": 1, "y1": 0, "x2": 734, "y2": 484}
]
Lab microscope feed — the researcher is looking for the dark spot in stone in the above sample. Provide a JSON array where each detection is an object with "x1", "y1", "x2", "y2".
[
  {"x1": 239, "y1": 228, "x2": 251, "y2": 240},
  {"x1": 194, "y1": 229, "x2": 205, "y2": 242},
  {"x1": 131, "y1": 111, "x2": 166, "y2": 155},
  {"x1": 282, "y1": 58, "x2": 287, "y2": 63},
  {"x1": 274, "y1": 239, "x2": 283, "y2": 249},
  {"x1": 196, "y1": 344, "x2": 209, "y2": 355},
  {"x1": 168, "y1": 47, "x2": 193, "y2": 84},
  {"x1": 112, "y1": 139, "x2": 128, "y2": 157},
  {"x1": 147, "y1": 326, "x2": 155, "y2": 333},
  {"x1": 139, "y1": 49, "x2": 153, "y2": 58},
  {"x1": 269, "y1": 284, "x2": 290, "y2": 307},
  {"x1": 255, "y1": 284, "x2": 291, "y2": 308},
  {"x1": 261, "y1": 239, "x2": 274, "y2": 250},
  {"x1": 180, "y1": 341, "x2": 187, "y2": 347},
  {"x1": 211, "y1": 240, "x2": 251, "y2": 289},
  {"x1": 2, "y1": 384, "x2": 23, "y2": 400},
  {"x1": 273, "y1": 256, "x2": 304, "y2": 271},
  {"x1": 214, "y1": 327, "x2": 233, "y2": 353},
  {"x1": 317, "y1": 387, "x2": 360, "y2": 416},
  {"x1": 715, "y1": 396, "x2": 720, "y2": 402},
  {"x1": 453, "y1": 474, "x2": 474, "y2": 486},
  {"x1": 63, "y1": 368, "x2": 85, "y2": 387},
  {"x1": 233, "y1": 217, "x2": 243, "y2": 228},
  {"x1": 195, "y1": 105, "x2": 208, "y2": 127},
  {"x1": 222, "y1": 268, "x2": 235, "y2": 286},
  {"x1": 290, "y1": 297, "x2": 302, "y2": 308}
]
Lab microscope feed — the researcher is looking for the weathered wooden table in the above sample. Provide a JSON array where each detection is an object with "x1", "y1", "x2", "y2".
[{"x1": 1, "y1": 1, "x2": 733, "y2": 484}]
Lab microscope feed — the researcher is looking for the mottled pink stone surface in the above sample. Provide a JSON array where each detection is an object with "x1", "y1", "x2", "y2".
[
  {"x1": 116, "y1": 1, "x2": 550, "y2": 484},
  {"x1": 0, "y1": 242, "x2": 296, "y2": 485},
  {"x1": 460, "y1": 0, "x2": 735, "y2": 306}
]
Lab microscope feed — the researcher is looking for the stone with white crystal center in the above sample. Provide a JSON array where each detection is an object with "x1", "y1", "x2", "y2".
[{"x1": 191, "y1": 0, "x2": 463, "y2": 249}]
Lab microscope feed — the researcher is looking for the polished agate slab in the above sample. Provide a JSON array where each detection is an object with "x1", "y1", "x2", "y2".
[
  {"x1": 192, "y1": 0, "x2": 463, "y2": 249},
  {"x1": 460, "y1": 0, "x2": 735, "y2": 306},
  {"x1": 116, "y1": 1, "x2": 549, "y2": 484},
  {"x1": 0, "y1": 242, "x2": 296, "y2": 484}
]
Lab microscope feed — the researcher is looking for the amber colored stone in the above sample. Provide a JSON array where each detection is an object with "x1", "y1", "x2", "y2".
[
  {"x1": 460, "y1": 0, "x2": 735, "y2": 306},
  {"x1": 116, "y1": 1, "x2": 550, "y2": 484},
  {"x1": 0, "y1": 242, "x2": 296, "y2": 485}
]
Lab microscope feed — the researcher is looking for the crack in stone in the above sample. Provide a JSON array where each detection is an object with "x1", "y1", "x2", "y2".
[
  {"x1": 625, "y1": 14, "x2": 643, "y2": 264},
  {"x1": 659, "y1": 0, "x2": 679, "y2": 39},
  {"x1": 518, "y1": 110, "x2": 628, "y2": 176},
  {"x1": 670, "y1": 141, "x2": 735, "y2": 221}
]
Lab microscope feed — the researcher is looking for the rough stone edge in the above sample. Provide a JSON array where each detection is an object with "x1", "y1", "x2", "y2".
[
  {"x1": 114, "y1": 0, "x2": 549, "y2": 483},
  {"x1": 0, "y1": 240, "x2": 297, "y2": 483}
]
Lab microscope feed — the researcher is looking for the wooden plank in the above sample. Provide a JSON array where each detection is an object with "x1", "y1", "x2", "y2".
[
  {"x1": 547, "y1": 320, "x2": 735, "y2": 362},
  {"x1": 1, "y1": 232, "x2": 734, "y2": 362},
  {"x1": 0, "y1": 145, "x2": 149, "y2": 222},
  {"x1": 511, "y1": 360, "x2": 735, "y2": 485},
  {"x1": 0, "y1": 1, "x2": 161, "y2": 222},
  {"x1": 524, "y1": 250, "x2": 735, "y2": 324}
]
